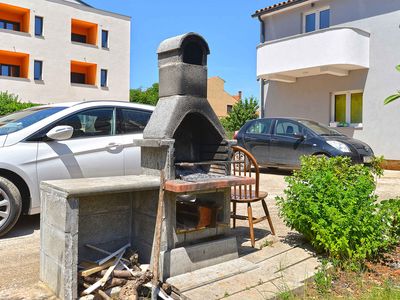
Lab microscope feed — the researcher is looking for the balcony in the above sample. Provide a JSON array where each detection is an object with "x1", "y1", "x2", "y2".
[
  {"x1": 0, "y1": 50, "x2": 29, "y2": 78},
  {"x1": 71, "y1": 19, "x2": 98, "y2": 46},
  {"x1": 71, "y1": 60, "x2": 97, "y2": 86},
  {"x1": 257, "y1": 27, "x2": 370, "y2": 83},
  {"x1": 0, "y1": 3, "x2": 30, "y2": 33}
]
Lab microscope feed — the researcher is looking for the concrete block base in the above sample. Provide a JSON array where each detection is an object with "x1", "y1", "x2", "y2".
[{"x1": 161, "y1": 236, "x2": 238, "y2": 279}]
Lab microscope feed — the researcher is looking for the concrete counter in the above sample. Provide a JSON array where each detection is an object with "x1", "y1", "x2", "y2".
[
  {"x1": 41, "y1": 175, "x2": 160, "y2": 197},
  {"x1": 40, "y1": 174, "x2": 161, "y2": 300}
]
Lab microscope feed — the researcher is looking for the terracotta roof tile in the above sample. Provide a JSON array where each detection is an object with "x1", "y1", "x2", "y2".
[{"x1": 252, "y1": 0, "x2": 309, "y2": 17}]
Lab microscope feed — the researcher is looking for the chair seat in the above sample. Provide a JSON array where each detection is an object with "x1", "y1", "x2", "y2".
[{"x1": 231, "y1": 191, "x2": 268, "y2": 203}]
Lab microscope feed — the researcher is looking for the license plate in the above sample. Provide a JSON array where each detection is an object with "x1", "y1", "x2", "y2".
[{"x1": 363, "y1": 156, "x2": 373, "y2": 163}]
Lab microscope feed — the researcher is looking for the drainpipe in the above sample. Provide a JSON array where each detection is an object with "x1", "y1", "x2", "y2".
[
  {"x1": 260, "y1": 79, "x2": 265, "y2": 118},
  {"x1": 258, "y1": 16, "x2": 266, "y2": 118}
]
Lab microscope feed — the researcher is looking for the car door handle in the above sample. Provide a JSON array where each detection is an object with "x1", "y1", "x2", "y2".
[{"x1": 107, "y1": 143, "x2": 122, "y2": 151}]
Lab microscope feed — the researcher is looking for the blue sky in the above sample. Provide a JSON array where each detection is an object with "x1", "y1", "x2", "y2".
[{"x1": 85, "y1": 1, "x2": 276, "y2": 100}]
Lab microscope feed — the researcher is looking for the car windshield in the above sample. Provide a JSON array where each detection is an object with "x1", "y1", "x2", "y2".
[
  {"x1": 297, "y1": 120, "x2": 343, "y2": 136},
  {"x1": 0, "y1": 106, "x2": 67, "y2": 136}
]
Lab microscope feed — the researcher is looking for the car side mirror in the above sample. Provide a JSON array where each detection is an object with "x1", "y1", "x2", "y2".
[
  {"x1": 46, "y1": 126, "x2": 74, "y2": 141},
  {"x1": 293, "y1": 132, "x2": 305, "y2": 140}
]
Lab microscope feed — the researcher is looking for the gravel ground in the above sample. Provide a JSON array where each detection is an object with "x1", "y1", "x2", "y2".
[{"x1": 0, "y1": 169, "x2": 399, "y2": 299}]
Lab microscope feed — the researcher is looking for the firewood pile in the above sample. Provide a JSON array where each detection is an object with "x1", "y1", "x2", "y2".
[{"x1": 78, "y1": 243, "x2": 173, "y2": 300}]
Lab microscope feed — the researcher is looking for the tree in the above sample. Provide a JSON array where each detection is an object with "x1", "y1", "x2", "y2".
[
  {"x1": 0, "y1": 91, "x2": 37, "y2": 116},
  {"x1": 384, "y1": 65, "x2": 400, "y2": 105},
  {"x1": 129, "y1": 83, "x2": 159, "y2": 106},
  {"x1": 220, "y1": 97, "x2": 259, "y2": 132}
]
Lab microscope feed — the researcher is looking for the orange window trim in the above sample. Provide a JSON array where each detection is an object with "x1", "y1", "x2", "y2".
[
  {"x1": 71, "y1": 19, "x2": 98, "y2": 45},
  {"x1": 71, "y1": 60, "x2": 97, "y2": 85},
  {"x1": 0, "y1": 3, "x2": 30, "y2": 33},
  {"x1": 0, "y1": 50, "x2": 29, "y2": 78}
]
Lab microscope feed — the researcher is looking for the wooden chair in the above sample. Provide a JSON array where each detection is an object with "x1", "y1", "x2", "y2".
[{"x1": 230, "y1": 145, "x2": 275, "y2": 247}]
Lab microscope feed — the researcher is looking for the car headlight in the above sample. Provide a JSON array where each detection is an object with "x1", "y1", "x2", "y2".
[{"x1": 327, "y1": 141, "x2": 351, "y2": 153}]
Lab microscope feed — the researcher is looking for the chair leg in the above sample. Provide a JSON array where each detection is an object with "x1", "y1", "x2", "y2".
[
  {"x1": 232, "y1": 202, "x2": 237, "y2": 229},
  {"x1": 262, "y1": 199, "x2": 275, "y2": 235},
  {"x1": 247, "y1": 203, "x2": 255, "y2": 248}
]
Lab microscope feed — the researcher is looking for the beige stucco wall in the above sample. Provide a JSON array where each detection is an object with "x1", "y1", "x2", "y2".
[
  {"x1": 0, "y1": 0, "x2": 130, "y2": 103},
  {"x1": 207, "y1": 77, "x2": 240, "y2": 117},
  {"x1": 260, "y1": 2, "x2": 400, "y2": 160}
]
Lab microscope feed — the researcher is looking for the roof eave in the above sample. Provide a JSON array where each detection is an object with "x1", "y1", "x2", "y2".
[{"x1": 252, "y1": 0, "x2": 310, "y2": 18}]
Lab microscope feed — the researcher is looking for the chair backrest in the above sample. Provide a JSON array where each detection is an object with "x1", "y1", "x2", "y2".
[{"x1": 231, "y1": 145, "x2": 260, "y2": 200}]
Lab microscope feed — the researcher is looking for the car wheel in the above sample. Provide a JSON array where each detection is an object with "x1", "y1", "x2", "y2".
[
  {"x1": 314, "y1": 153, "x2": 330, "y2": 159},
  {"x1": 0, "y1": 177, "x2": 22, "y2": 237}
]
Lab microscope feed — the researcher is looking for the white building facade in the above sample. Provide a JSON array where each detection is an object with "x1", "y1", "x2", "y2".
[
  {"x1": 0, "y1": 0, "x2": 130, "y2": 103},
  {"x1": 254, "y1": 0, "x2": 400, "y2": 166}
]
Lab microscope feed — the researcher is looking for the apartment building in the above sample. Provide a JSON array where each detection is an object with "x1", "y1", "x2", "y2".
[
  {"x1": 253, "y1": 0, "x2": 400, "y2": 166},
  {"x1": 207, "y1": 76, "x2": 241, "y2": 117},
  {"x1": 0, "y1": 0, "x2": 130, "y2": 103}
]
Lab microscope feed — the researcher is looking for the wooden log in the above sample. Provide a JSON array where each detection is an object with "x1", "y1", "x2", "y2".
[
  {"x1": 84, "y1": 276, "x2": 126, "y2": 284},
  {"x1": 79, "y1": 259, "x2": 116, "y2": 277},
  {"x1": 83, "y1": 250, "x2": 124, "y2": 295},
  {"x1": 119, "y1": 270, "x2": 153, "y2": 300},
  {"x1": 96, "y1": 290, "x2": 111, "y2": 300},
  {"x1": 100, "y1": 250, "x2": 125, "y2": 287},
  {"x1": 99, "y1": 269, "x2": 143, "y2": 279}
]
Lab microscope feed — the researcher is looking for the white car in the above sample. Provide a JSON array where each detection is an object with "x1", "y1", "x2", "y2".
[{"x1": 0, "y1": 100, "x2": 154, "y2": 236}]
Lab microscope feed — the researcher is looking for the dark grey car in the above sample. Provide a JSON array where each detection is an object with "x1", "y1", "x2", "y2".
[{"x1": 236, "y1": 118, "x2": 374, "y2": 169}]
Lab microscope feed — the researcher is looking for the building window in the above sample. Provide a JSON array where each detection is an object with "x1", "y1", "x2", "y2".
[
  {"x1": 0, "y1": 20, "x2": 20, "y2": 31},
  {"x1": 332, "y1": 91, "x2": 363, "y2": 126},
  {"x1": 71, "y1": 72, "x2": 86, "y2": 84},
  {"x1": 101, "y1": 69, "x2": 108, "y2": 87},
  {"x1": 319, "y1": 9, "x2": 330, "y2": 29},
  {"x1": 34, "y1": 60, "x2": 43, "y2": 80},
  {"x1": 102, "y1": 30, "x2": 108, "y2": 48},
  {"x1": 351, "y1": 92, "x2": 363, "y2": 124},
  {"x1": 35, "y1": 16, "x2": 43, "y2": 36},
  {"x1": 304, "y1": 8, "x2": 330, "y2": 33},
  {"x1": 0, "y1": 64, "x2": 20, "y2": 77},
  {"x1": 227, "y1": 105, "x2": 233, "y2": 114},
  {"x1": 71, "y1": 33, "x2": 87, "y2": 44}
]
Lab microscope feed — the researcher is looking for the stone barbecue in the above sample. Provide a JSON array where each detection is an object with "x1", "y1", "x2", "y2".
[
  {"x1": 135, "y1": 32, "x2": 252, "y2": 279},
  {"x1": 40, "y1": 33, "x2": 253, "y2": 299}
]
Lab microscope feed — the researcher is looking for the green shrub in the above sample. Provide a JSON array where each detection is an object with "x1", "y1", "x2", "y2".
[
  {"x1": 379, "y1": 198, "x2": 400, "y2": 247},
  {"x1": 0, "y1": 91, "x2": 38, "y2": 116},
  {"x1": 276, "y1": 156, "x2": 398, "y2": 263}
]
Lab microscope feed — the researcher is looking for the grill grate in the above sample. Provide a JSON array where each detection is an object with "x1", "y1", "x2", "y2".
[{"x1": 180, "y1": 172, "x2": 229, "y2": 182}]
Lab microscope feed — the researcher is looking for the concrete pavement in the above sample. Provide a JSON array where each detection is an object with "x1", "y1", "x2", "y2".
[{"x1": 0, "y1": 170, "x2": 399, "y2": 299}]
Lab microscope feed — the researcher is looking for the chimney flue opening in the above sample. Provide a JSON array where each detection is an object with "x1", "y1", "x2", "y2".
[{"x1": 183, "y1": 42, "x2": 204, "y2": 65}]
